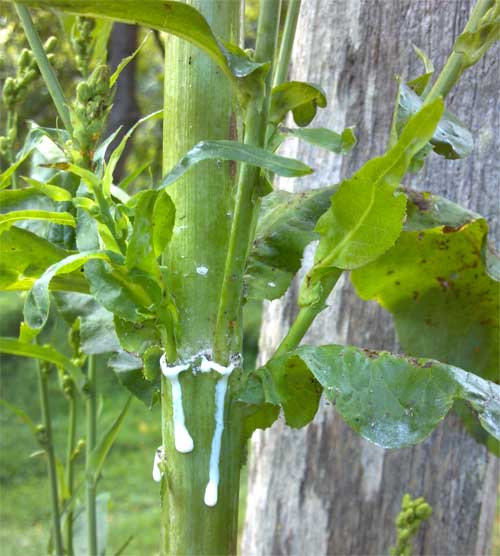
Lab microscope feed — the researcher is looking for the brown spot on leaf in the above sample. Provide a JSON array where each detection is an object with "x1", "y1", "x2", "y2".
[
  {"x1": 405, "y1": 189, "x2": 431, "y2": 211},
  {"x1": 436, "y1": 276, "x2": 451, "y2": 291},
  {"x1": 362, "y1": 349, "x2": 379, "y2": 359},
  {"x1": 442, "y1": 224, "x2": 464, "y2": 234}
]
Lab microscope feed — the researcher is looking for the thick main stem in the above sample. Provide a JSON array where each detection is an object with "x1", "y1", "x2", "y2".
[
  {"x1": 160, "y1": 1, "x2": 241, "y2": 554},
  {"x1": 85, "y1": 355, "x2": 97, "y2": 556},
  {"x1": 37, "y1": 364, "x2": 64, "y2": 556}
]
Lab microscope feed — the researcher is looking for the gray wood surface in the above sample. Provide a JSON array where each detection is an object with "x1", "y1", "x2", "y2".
[{"x1": 242, "y1": 1, "x2": 499, "y2": 554}]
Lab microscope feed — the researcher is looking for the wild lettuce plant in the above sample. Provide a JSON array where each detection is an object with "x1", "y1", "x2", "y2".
[{"x1": 1, "y1": 1, "x2": 499, "y2": 555}]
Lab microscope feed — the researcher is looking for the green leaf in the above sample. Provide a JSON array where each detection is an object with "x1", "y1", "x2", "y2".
[
  {"x1": 21, "y1": 177, "x2": 73, "y2": 201},
  {"x1": 24, "y1": 251, "x2": 109, "y2": 329},
  {"x1": 87, "y1": 396, "x2": 132, "y2": 483},
  {"x1": 454, "y1": 1, "x2": 500, "y2": 68},
  {"x1": 245, "y1": 186, "x2": 336, "y2": 300},
  {"x1": 0, "y1": 210, "x2": 75, "y2": 233},
  {"x1": 108, "y1": 351, "x2": 159, "y2": 407},
  {"x1": 282, "y1": 126, "x2": 356, "y2": 154},
  {"x1": 125, "y1": 188, "x2": 174, "y2": 279},
  {"x1": 0, "y1": 337, "x2": 80, "y2": 375},
  {"x1": 407, "y1": 44, "x2": 434, "y2": 96},
  {"x1": 102, "y1": 110, "x2": 162, "y2": 198},
  {"x1": 109, "y1": 32, "x2": 151, "y2": 87},
  {"x1": 54, "y1": 292, "x2": 120, "y2": 355},
  {"x1": 114, "y1": 316, "x2": 160, "y2": 355},
  {"x1": 313, "y1": 98, "x2": 444, "y2": 273},
  {"x1": 252, "y1": 345, "x2": 500, "y2": 447},
  {"x1": 85, "y1": 260, "x2": 156, "y2": 322},
  {"x1": 0, "y1": 227, "x2": 87, "y2": 292},
  {"x1": 12, "y1": 0, "x2": 266, "y2": 84},
  {"x1": 398, "y1": 84, "x2": 473, "y2": 160},
  {"x1": 270, "y1": 81, "x2": 327, "y2": 126},
  {"x1": 351, "y1": 189, "x2": 499, "y2": 382},
  {"x1": 159, "y1": 140, "x2": 312, "y2": 190}
]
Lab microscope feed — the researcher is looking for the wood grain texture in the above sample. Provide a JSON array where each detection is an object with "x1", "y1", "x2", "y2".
[{"x1": 242, "y1": 1, "x2": 499, "y2": 555}]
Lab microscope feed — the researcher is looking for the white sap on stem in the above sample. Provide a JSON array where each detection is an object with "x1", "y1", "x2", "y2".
[
  {"x1": 159, "y1": 353, "x2": 194, "y2": 453},
  {"x1": 152, "y1": 446, "x2": 164, "y2": 482},
  {"x1": 200, "y1": 356, "x2": 236, "y2": 507}
]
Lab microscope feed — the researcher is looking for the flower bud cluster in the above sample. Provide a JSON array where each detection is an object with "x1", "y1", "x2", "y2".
[
  {"x1": 71, "y1": 64, "x2": 112, "y2": 164},
  {"x1": 391, "y1": 493, "x2": 432, "y2": 556},
  {"x1": 71, "y1": 17, "x2": 96, "y2": 77},
  {"x1": 2, "y1": 37, "x2": 57, "y2": 111}
]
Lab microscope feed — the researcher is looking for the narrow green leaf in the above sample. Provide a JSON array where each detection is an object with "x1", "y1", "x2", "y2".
[
  {"x1": 0, "y1": 337, "x2": 80, "y2": 375},
  {"x1": 351, "y1": 189, "x2": 499, "y2": 382},
  {"x1": 21, "y1": 177, "x2": 73, "y2": 201},
  {"x1": 87, "y1": 396, "x2": 132, "y2": 482},
  {"x1": 153, "y1": 190, "x2": 175, "y2": 257},
  {"x1": 102, "y1": 110, "x2": 162, "y2": 198},
  {"x1": 109, "y1": 32, "x2": 151, "y2": 87},
  {"x1": 407, "y1": 44, "x2": 434, "y2": 96},
  {"x1": 24, "y1": 251, "x2": 108, "y2": 329},
  {"x1": 283, "y1": 126, "x2": 356, "y2": 154},
  {"x1": 159, "y1": 140, "x2": 312, "y2": 190},
  {"x1": 270, "y1": 81, "x2": 327, "y2": 126},
  {"x1": 245, "y1": 186, "x2": 337, "y2": 301},
  {"x1": 313, "y1": 98, "x2": 444, "y2": 273},
  {"x1": 0, "y1": 210, "x2": 75, "y2": 233},
  {"x1": 252, "y1": 345, "x2": 500, "y2": 448}
]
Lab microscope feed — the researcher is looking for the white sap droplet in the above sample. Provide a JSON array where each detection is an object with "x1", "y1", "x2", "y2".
[
  {"x1": 203, "y1": 357, "x2": 238, "y2": 507},
  {"x1": 267, "y1": 281, "x2": 276, "y2": 288},
  {"x1": 174, "y1": 422, "x2": 194, "y2": 453},
  {"x1": 204, "y1": 479, "x2": 218, "y2": 507},
  {"x1": 159, "y1": 354, "x2": 194, "y2": 454},
  {"x1": 196, "y1": 265, "x2": 208, "y2": 276},
  {"x1": 152, "y1": 446, "x2": 164, "y2": 482}
]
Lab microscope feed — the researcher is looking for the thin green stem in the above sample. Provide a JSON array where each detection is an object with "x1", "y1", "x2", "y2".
[
  {"x1": 37, "y1": 363, "x2": 64, "y2": 556},
  {"x1": 214, "y1": 0, "x2": 282, "y2": 360},
  {"x1": 14, "y1": 4, "x2": 73, "y2": 134},
  {"x1": 273, "y1": 0, "x2": 302, "y2": 87},
  {"x1": 65, "y1": 393, "x2": 77, "y2": 556},
  {"x1": 85, "y1": 355, "x2": 97, "y2": 556},
  {"x1": 424, "y1": 0, "x2": 493, "y2": 102},
  {"x1": 274, "y1": 270, "x2": 342, "y2": 358},
  {"x1": 6, "y1": 110, "x2": 19, "y2": 189}
]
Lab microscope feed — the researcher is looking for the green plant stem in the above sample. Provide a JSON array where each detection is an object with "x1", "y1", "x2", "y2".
[
  {"x1": 65, "y1": 393, "x2": 77, "y2": 556},
  {"x1": 160, "y1": 1, "x2": 242, "y2": 554},
  {"x1": 274, "y1": 269, "x2": 342, "y2": 358},
  {"x1": 273, "y1": 0, "x2": 302, "y2": 87},
  {"x1": 424, "y1": 0, "x2": 493, "y2": 102},
  {"x1": 85, "y1": 355, "x2": 97, "y2": 556},
  {"x1": 214, "y1": 0, "x2": 282, "y2": 360},
  {"x1": 14, "y1": 4, "x2": 73, "y2": 134},
  {"x1": 37, "y1": 363, "x2": 64, "y2": 556}
]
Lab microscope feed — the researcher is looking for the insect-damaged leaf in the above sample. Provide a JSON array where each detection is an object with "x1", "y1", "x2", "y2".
[
  {"x1": 0, "y1": 227, "x2": 86, "y2": 292},
  {"x1": 159, "y1": 140, "x2": 312, "y2": 189},
  {"x1": 269, "y1": 81, "x2": 327, "y2": 127},
  {"x1": 397, "y1": 84, "x2": 473, "y2": 160},
  {"x1": 245, "y1": 345, "x2": 500, "y2": 448},
  {"x1": 245, "y1": 186, "x2": 336, "y2": 301},
  {"x1": 10, "y1": 0, "x2": 266, "y2": 86},
  {"x1": 351, "y1": 189, "x2": 499, "y2": 383},
  {"x1": 313, "y1": 98, "x2": 444, "y2": 273}
]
